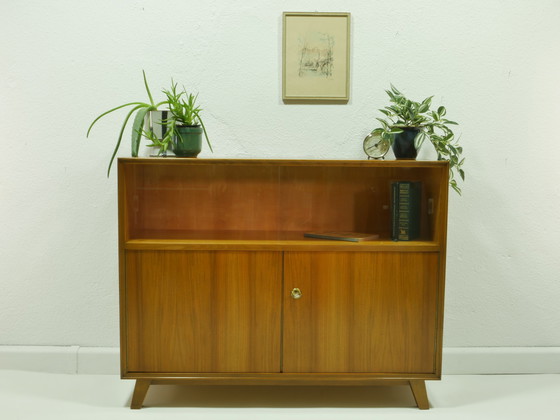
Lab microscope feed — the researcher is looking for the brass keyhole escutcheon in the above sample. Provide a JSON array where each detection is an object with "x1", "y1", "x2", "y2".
[{"x1": 291, "y1": 288, "x2": 302, "y2": 299}]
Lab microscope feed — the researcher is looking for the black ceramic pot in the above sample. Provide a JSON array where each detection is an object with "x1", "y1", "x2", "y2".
[{"x1": 392, "y1": 128, "x2": 420, "y2": 159}]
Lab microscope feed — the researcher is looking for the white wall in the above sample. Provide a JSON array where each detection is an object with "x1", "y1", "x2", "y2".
[{"x1": 1, "y1": 0, "x2": 559, "y2": 350}]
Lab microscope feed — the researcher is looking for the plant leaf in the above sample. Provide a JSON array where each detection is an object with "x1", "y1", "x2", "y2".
[
  {"x1": 422, "y1": 96, "x2": 433, "y2": 105},
  {"x1": 378, "y1": 109, "x2": 391, "y2": 117},
  {"x1": 381, "y1": 132, "x2": 393, "y2": 141},
  {"x1": 86, "y1": 102, "x2": 148, "y2": 137},
  {"x1": 195, "y1": 112, "x2": 213, "y2": 153},
  {"x1": 142, "y1": 70, "x2": 155, "y2": 106},
  {"x1": 106, "y1": 104, "x2": 146, "y2": 177},
  {"x1": 451, "y1": 180, "x2": 462, "y2": 195},
  {"x1": 375, "y1": 117, "x2": 389, "y2": 129},
  {"x1": 131, "y1": 106, "x2": 155, "y2": 157}
]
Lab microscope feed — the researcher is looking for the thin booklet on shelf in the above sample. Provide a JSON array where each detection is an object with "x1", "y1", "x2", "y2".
[{"x1": 303, "y1": 231, "x2": 379, "y2": 242}]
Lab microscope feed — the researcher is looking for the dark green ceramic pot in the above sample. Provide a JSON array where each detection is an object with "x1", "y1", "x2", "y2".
[{"x1": 173, "y1": 125, "x2": 202, "y2": 157}]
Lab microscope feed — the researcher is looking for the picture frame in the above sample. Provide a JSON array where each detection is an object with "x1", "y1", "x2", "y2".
[{"x1": 282, "y1": 12, "x2": 350, "y2": 102}]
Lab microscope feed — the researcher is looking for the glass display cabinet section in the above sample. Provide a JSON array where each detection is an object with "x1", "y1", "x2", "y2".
[{"x1": 118, "y1": 159, "x2": 448, "y2": 245}]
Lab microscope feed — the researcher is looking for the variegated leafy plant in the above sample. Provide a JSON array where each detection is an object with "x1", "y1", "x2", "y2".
[{"x1": 373, "y1": 85, "x2": 465, "y2": 194}]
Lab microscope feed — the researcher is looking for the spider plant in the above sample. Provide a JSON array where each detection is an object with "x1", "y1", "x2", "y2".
[{"x1": 86, "y1": 70, "x2": 167, "y2": 176}]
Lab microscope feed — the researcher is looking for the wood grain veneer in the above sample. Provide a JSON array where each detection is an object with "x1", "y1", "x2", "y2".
[
  {"x1": 125, "y1": 250, "x2": 282, "y2": 373},
  {"x1": 283, "y1": 252, "x2": 438, "y2": 374},
  {"x1": 118, "y1": 158, "x2": 449, "y2": 409}
]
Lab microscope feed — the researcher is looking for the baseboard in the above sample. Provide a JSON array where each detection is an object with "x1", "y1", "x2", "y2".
[
  {"x1": 76, "y1": 346, "x2": 120, "y2": 374},
  {"x1": 0, "y1": 346, "x2": 120, "y2": 375},
  {"x1": 442, "y1": 347, "x2": 560, "y2": 374},
  {"x1": 0, "y1": 346, "x2": 559, "y2": 375}
]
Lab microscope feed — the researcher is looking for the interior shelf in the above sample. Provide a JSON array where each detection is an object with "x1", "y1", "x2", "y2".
[
  {"x1": 119, "y1": 158, "x2": 449, "y2": 248},
  {"x1": 123, "y1": 230, "x2": 440, "y2": 252}
]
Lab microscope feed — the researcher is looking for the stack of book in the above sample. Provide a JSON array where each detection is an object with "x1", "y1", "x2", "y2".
[{"x1": 391, "y1": 181, "x2": 422, "y2": 241}]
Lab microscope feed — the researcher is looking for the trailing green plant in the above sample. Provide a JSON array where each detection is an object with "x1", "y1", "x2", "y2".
[
  {"x1": 86, "y1": 70, "x2": 168, "y2": 176},
  {"x1": 372, "y1": 85, "x2": 465, "y2": 194},
  {"x1": 163, "y1": 81, "x2": 213, "y2": 152}
]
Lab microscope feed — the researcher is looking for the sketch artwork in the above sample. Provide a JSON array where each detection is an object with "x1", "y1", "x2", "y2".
[
  {"x1": 283, "y1": 12, "x2": 350, "y2": 101},
  {"x1": 298, "y1": 33, "x2": 335, "y2": 78}
]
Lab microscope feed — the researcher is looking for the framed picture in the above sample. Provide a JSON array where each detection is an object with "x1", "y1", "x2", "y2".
[{"x1": 282, "y1": 12, "x2": 350, "y2": 102}]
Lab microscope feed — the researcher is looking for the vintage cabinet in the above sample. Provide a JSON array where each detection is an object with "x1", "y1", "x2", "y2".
[{"x1": 118, "y1": 158, "x2": 449, "y2": 409}]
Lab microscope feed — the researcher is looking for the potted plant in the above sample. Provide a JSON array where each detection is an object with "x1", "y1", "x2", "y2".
[
  {"x1": 372, "y1": 85, "x2": 465, "y2": 194},
  {"x1": 87, "y1": 71, "x2": 213, "y2": 175},
  {"x1": 163, "y1": 81, "x2": 213, "y2": 158},
  {"x1": 86, "y1": 70, "x2": 168, "y2": 176}
]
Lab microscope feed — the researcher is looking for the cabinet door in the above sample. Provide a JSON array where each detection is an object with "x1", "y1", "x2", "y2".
[
  {"x1": 125, "y1": 250, "x2": 282, "y2": 373},
  {"x1": 283, "y1": 252, "x2": 439, "y2": 373}
]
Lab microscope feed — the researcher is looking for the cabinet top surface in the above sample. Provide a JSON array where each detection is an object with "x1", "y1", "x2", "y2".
[{"x1": 118, "y1": 157, "x2": 449, "y2": 168}]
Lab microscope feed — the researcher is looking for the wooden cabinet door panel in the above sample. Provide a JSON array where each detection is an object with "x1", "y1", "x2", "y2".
[
  {"x1": 125, "y1": 250, "x2": 282, "y2": 373},
  {"x1": 283, "y1": 252, "x2": 439, "y2": 373}
]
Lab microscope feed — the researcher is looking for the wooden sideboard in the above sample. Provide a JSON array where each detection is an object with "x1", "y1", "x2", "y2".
[{"x1": 118, "y1": 158, "x2": 449, "y2": 409}]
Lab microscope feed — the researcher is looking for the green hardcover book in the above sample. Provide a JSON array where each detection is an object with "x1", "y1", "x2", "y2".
[{"x1": 391, "y1": 181, "x2": 422, "y2": 241}]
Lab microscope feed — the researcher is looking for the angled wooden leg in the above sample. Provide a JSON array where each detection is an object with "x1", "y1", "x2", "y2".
[
  {"x1": 409, "y1": 380, "x2": 430, "y2": 410},
  {"x1": 131, "y1": 379, "x2": 151, "y2": 409}
]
